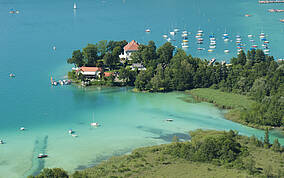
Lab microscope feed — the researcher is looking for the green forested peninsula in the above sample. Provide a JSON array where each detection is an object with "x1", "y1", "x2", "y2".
[
  {"x1": 30, "y1": 130, "x2": 284, "y2": 178},
  {"x1": 67, "y1": 40, "x2": 283, "y2": 128}
]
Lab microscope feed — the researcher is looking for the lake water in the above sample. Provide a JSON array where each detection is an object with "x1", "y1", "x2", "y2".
[{"x1": 0, "y1": 0, "x2": 283, "y2": 177}]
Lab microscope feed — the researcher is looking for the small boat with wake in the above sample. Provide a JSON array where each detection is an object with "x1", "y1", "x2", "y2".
[{"x1": 38, "y1": 154, "x2": 48, "y2": 158}]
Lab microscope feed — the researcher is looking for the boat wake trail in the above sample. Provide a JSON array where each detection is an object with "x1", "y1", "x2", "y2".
[{"x1": 23, "y1": 135, "x2": 48, "y2": 177}]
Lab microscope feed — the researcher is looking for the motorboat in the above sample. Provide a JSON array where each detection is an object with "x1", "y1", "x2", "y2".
[
  {"x1": 182, "y1": 31, "x2": 188, "y2": 34},
  {"x1": 264, "y1": 41, "x2": 269, "y2": 44},
  {"x1": 245, "y1": 14, "x2": 252, "y2": 17},
  {"x1": 9, "y1": 9, "x2": 19, "y2": 14},
  {"x1": 224, "y1": 38, "x2": 229, "y2": 42},
  {"x1": 224, "y1": 49, "x2": 230, "y2": 53},
  {"x1": 208, "y1": 49, "x2": 214, "y2": 52},
  {"x1": 38, "y1": 154, "x2": 48, "y2": 158},
  {"x1": 53, "y1": 46, "x2": 56, "y2": 51},
  {"x1": 209, "y1": 45, "x2": 216, "y2": 49},
  {"x1": 223, "y1": 33, "x2": 229, "y2": 36},
  {"x1": 174, "y1": 28, "x2": 179, "y2": 32},
  {"x1": 91, "y1": 122, "x2": 99, "y2": 126},
  {"x1": 264, "y1": 49, "x2": 270, "y2": 52},
  {"x1": 9, "y1": 73, "x2": 15, "y2": 77},
  {"x1": 248, "y1": 34, "x2": 253, "y2": 38},
  {"x1": 182, "y1": 33, "x2": 188, "y2": 37},
  {"x1": 197, "y1": 41, "x2": 203, "y2": 44},
  {"x1": 0, "y1": 140, "x2": 4, "y2": 144},
  {"x1": 197, "y1": 38, "x2": 203, "y2": 41},
  {"x1": 166, "y1": 119, "x2": 173, "y2": 122},
  {"x1": 162, "y1": 34, "x2": 168, "y2": 38},
  {"x1": 280, "y1": 19, "x2": 284, "y2": 22},
  {"x1": 210, "y1": 41, "x2": 216, "y2": 45},
  {"x1": 182, "y1": 45, "x2": 189, "y2": 48},
  {"x1": 183, "y1": 39, "x2": 189, "y2": 42},
  {"x1": 197, "y1": 29, "x2": 203, "y2": 33},
  {"x1": 68, "y1": 129, "x2": 74, "y2": 134},
  {"x1": 20, "y1": 127, "x2": 25, "y2": 131},
  {"x1": 268, "y1": 9, "x2": 284, "y2": 12},
  {"x1": 252, "y1": 45, "x2": 258, "y2": 48},
  {"x1": 197, "y1": 47, "x2": 205, "y2": 50},
  {"x1": 170, "y1": 31, "x2": 175, "y2": 36},
  {"x1": 74, "y1": 3, "x2": 77, "y2": 9},
  {"x1": 145, "y1": 28, "x2": 151, "y2": 33},
  {"x1": 72, "y1": 134, "x2": 78, "y2": 137}
]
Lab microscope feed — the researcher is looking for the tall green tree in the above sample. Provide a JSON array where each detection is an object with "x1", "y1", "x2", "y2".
[
  {"x1": 83, "y1": 44, "x2": 99, "y2": 66},
  {"x1": 271, "y1": 138, "x2": 281, "y2": 152},
  {"x1": 67, "y1": 50, "x2": 84, "y2": 67},
  {"x1": 97, "y1": 40, "x2": 108, "y2": 57},
  {"x1": 264, "y1": 128, "x2": 270, "y2": 148},
  {"x1": 157, "y1": 42, "x2": 175, "y2": 65},
  {"x1": 103, "y1": 52, "x2": 115, "y2": 70}
]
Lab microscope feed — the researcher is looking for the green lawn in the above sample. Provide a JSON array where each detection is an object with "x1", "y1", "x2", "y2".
[
  {"x1": 187, "y1": 88, "x2": 264, "y2": 128},
  {"x1": 187, "y1": 88, "x2": 256, "y2": 109}
]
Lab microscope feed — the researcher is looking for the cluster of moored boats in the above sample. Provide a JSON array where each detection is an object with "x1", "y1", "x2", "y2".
[
  {"x1": 51, "y1": 79, "x2": 71, "y2": 86},
  {"x1": 157, "y1": 27, "x2": 271, "y2": 55},
  {"x1": 0, "y1": 120, "x2": 101, "y2": 159},
  {"x1": 258, "y1": 1, "x2": 284, "y2": 22}
]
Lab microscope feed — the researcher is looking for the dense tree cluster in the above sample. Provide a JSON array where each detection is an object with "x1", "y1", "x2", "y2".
[
  {"x1": 68, "y1": 40, "x2": 283, "y2": 127},
  {"x1": 28, "y1": 168, "x2": 69, "y2": 178},
  {"x1": 131, "y1": 42, "x2": 283, "y2": 127},
  {"x1": 169, "y1": 130, "x2": 246, "y2": 165},
  {"x1": 67, "y1": 40, "x2": 128, "y2": 69}
]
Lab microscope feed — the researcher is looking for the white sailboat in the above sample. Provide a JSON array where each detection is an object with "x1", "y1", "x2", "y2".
[
  {"x1": 90, "y1": 113, "x2": 99, "y2": 127},
  {"x1": 73, "y1": 3, "x2": 77, "y2": 9}
]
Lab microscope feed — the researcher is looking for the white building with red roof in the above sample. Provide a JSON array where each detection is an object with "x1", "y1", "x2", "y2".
[
  {"x1": 77, "y1": 67, "x2": 102, "y2": 78},
  {"x1": 119, "y1": 40, "x2": 139, "y2": 61}
]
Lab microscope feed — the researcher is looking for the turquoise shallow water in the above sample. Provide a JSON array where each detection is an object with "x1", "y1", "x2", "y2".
[{"x1": 0, "y1": 0, "x2": 283, "y2": 177}]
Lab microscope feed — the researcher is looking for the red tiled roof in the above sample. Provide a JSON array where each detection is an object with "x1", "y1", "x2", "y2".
[
  {"x1": 124, "y1": 40, "x2": 139, "y2": 52},
  {"x1": 104, "y1": 72, "x2": 113, "y2": 77},
  {"x1": 79, "y1": 67, "x2": 102, "y2": 72}
]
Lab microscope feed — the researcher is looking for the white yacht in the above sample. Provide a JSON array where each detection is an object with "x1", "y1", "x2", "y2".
[
  {"x1": 73, "y1": 3, "x2": 77, "y2": 9},
  {"x1": 162, "y1": 34, "x2": 168, "y2": 38},
  {"x1": 91, "y1": 122, "x2": 99, "y2": 126}
]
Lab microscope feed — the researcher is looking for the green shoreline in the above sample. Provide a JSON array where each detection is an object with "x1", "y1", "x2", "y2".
[
  {"x1": 30, "y1": 130, "x2": 284, "y2": 178},
  {"x1": 187, "y1": 88, "x2": 284, "y2": 132}
]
